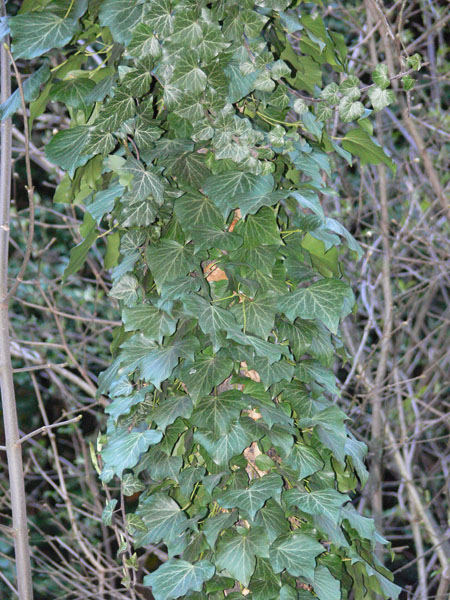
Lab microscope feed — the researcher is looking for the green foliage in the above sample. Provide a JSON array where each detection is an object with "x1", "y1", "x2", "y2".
[{"x1": 3, "y1": 0, "x2": 406, "y2": 597}]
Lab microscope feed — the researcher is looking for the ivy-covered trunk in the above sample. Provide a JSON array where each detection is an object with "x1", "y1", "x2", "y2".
[{"x1": 3, "y1": 0, "x2": 406, "y2": 598}]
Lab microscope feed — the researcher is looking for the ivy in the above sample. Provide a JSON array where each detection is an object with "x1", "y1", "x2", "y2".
[{"x1": 3, "y1": 0, "x2": 406, "y2": 598}]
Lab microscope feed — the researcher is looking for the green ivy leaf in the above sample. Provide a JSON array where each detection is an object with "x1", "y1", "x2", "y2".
[
  {"x1": 101, "y1": 427, "x2": 162, "y2": 478},
  {"x1": 63, "y1": 227, "x2": 97, "y2": 280},
  {"x1": 372, "y1": 64, "x2": 390, "y2": 90},
  {"x1": 136, "y1": 492, "x2": 188, "y2": 547},
  {"x1": 278, "y1": 279, "x2": 352, "y2": 334},
  {"x1": 217, "y1": 473, "x2": 283, "y2": 520},
  {"x1": 255, "y1": 500, "x2": 290, "y2": 544},
  {"x1": 172, "y1": 53, "x2": 207, "y2": 94},
  {"x1": 146, "y1": 240, "x2": 196, "y2": 292},
  {"x1": 284, "y1": 488, "x2": 349, "y2": 522},
  {"x1": 143, "y1": 559, "x2": 215, "y2": 600},
  {"x1": 203, "y1": 511, "x2": 237, "y2": 549},
  {"x1": 342, "y1": 128, "x2": 396, "y2": 173},
  {"x1": 338, "y1": 96, "x2": 364, "y2": 123},
  {"x1": 99, "y1": 0, "x2": 145, "y2": 45},
  {"x1": 102, "y1": 499, "x2": 117, "y2": 526},
  {"x1": 119, "y1": 334, "x2": 197, "y2": 389},
  {"x1": 50, "y1": 77, "x2": 96, "y2": 109},
  {"x1": 231, "y1": 293, "x2": 277, "y2": 339},
  {"x1": 270, "y1": 532, "x2": 324, "y2": 579},
  {"x1": 122, "y1": 304, "x2": 178, "y2": 343},
  {"x1": 368, "y1": 86, "x2": 395, "y2": 112},
  {"x1": 45, "y1": 126, "x2": 93, "y2": 176},
  {"x1": 0, "y1": 63, "x2": 50, "y2": 121},
  {"x1": 151, "y1": 396, "x2": 193, "y2": 432},
  {"x1": 286, "y1": 442, "x2": 324, "y2": 480},
  {"x1": 194, "y1": 419, "x2": 250, "y2": 466},
  {"x1": 144, "y1": 0, "x2": 174, "y2": 37},
  {"x1": 191, "y1": 391, "x2": 247, "y2": 437},
  {"x1": 182, "y1": 353, "x2": 234, "y2": 402},
  {"x1": 216, "y1": 527, "x2": 268, "y2": 586},
  {"x1": 10, "y1": 12, "x2": 78, "y2": 59}
]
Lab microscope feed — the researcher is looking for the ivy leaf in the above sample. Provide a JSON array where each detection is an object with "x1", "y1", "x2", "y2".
[
  {"x1": 239, "y1": 207, "x2": 281, "y2": 247},
  {"x1": 296, "y1": 360, "x2": 338, "y2": 394},
  {"x1": 151, "y1": 396, "x2": 193, "y2": 432},
  {"x1": 87, "y1": 183, "x2": 124, "y2": 223},
  {"x1": 270, "y1": 532, "x2": 324, "y2": 579},
  {"x1": 191, "y1": 391, "x2": 247, "y2": 437},
  {"x1": 161, "y1": 276, "x2": 201, "y2": 300},
  {"x1": 101, "y1": 427, "x2": 162, "y2": 478},
  {"x1": 190, "y1": 225, "x2": 243, "y2": 253},
  {"x1": 102, "y1": 499, "x2": 117, "y2": 526},
  {"x1": 203, "y1": 171, "x2": 260, "y2": 217},
  {"x1": 63, "y1": 227, "x2": 97, "y2": 280},
  {"x1": 231, "y1": 293, "x2": 277, "y2": 339},
  {"x1": 0, "y1": 63, "x2": 50, "y2": 121},
  {"x1": 128, "y1": 23, "x2": 160, "y2": 57},
  {"x1": 309, "y1": 565, "x2": 341, "y2": 600},
  {"x1": 122, "y1": 474, "x2": 145, "y2": 496},
  {"x1": 344, "y1": 436, "x2": 369, "y2": 487},
  {"x1": 144, "y1": 559, "x2": 215, "y2": 599},
  {"x1": 234, "y1": 177, "x2": 287, "y2": 219},
  {"x1": 120, "y1": 196, "x2": 157, "y2": 227},
  {"x1": 163, "y1": 151, "x2": 210, "y2": 187},
  {"x1": 146, "y1": 241, "x2": 196, "y2": 292},
  {"x1": 122, "y1": 304, "x2": 178, "y2": 343},
  {"x1": 297, "y1": 406, "x2": 348, "y2": 464},
  {"x1": 338, "y1": 96, "x2": 364, "y2": 123},
  {"x1": 255, "y1": 500, "x2": 290, "y2": 544},
  {"x1": 280, "y1": 585, "x2": 300, "y2": 599},
  {"x1": 286, "y1": 443, "x2": 324, "y2": 480},
  {"x1": 278, "y1": 279, "x2": 352, "y2": 334},
  {"x1": 341, "y1": 504, "x2": 376, "y2": 544},
  {"x1": 136, "y1": 492, "x2": 188, "y2": 547},
  {"x1": 182, "y1": 353, "x2": 234, "y2": 401},
  {"x1": 339, "y1": 76, "x2": 361, "y2": 100},
  {"x1": 227, "y1": 329, "x2": 288, "y2": 364},
  {"x1": 45, "y1": 126, "x2": 93, "y2": 176},
  {"x1": 342, "y1": 128, "x2": 396, "y2": 173},
  {"x1": 203, "y1": 510, "x2": 237, "y2": 548},
  {"x1": 172, "y1": 53, "x2": 207, "y2": 94},
  {"x1": 278, "y1": 318, "x2": 313, "y2": 359},
  {"x1": 320, "y1": 82, "x2": 339, "y2": 104},
  {"x1": 94, "y1": 89, "x2": 136, "y2": 132},
  {"x1": 368, "y1": 86, "x2": 395, "y2": 112},
  {"x1": 106, "y1": 392, "x2": 144, "y2": 422},
  {"x1": 194, "y1": 419, "x2": 251, "y2": 466},
  {"x1": 175, "y1": 192, "x2": 224, "y2": 231},
  {"x1": 251, "y1": 357, "x2": 294, "y2": 389},
  {"x1": 217, "y1": 473, "x2": 283, "y2": 520},
  {"x1": 51, "y1": 77, "x2": 96, "y2": 109},
  {"x1": 119, "y1": 334, "x2": 197, "y2": 389},
  {"x1": 144, "y1": 0, "x2": 174, "y2": 37},
  {"x1": 372, "y1": 64, "x2": 390, "y2": 90},
  {"x1": 109, "y1": 273, "x2": 139, "y2": 305},
  {"x1": 99, "y1": 0, "x2": 145, "y2": 45},
  {"x1": 10, "y1": 12, "x2": 78, "y2": 59},
  {"x1": 144, "y1": 448, "x2": 182, "y2": 482},
  {"x1": 284, "y1": 488, "x2": 349, "y2": 522},
  {"x1": 216, "y1": 527, "x2": 268, "y2": 586},
  {"x1": 183, "y1": 295, "x2": 240, "y2": 351},
  {"x1": 197, "y1": 23, "x2": 229, "y2": 61},
  {"x1": 251, "y1": 558, "x2": 282, "y2": 600},
  {"x1": 122, "y1": 157, "x2": 165, "y2": 204}
]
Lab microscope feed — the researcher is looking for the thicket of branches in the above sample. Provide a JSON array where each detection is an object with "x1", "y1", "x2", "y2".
[{"x1": 0, "y1": 1, "x2": 448, "y2": 599}]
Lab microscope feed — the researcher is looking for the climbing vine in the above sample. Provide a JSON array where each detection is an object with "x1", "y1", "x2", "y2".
[{"x1": 2, "y1": 0, "x2": 420, "y2": 597}]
